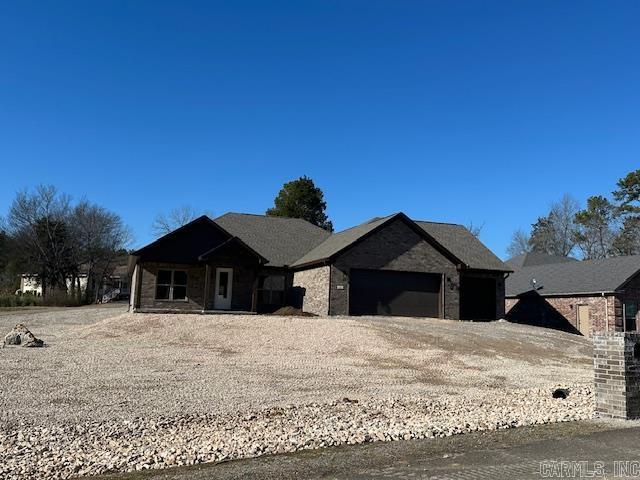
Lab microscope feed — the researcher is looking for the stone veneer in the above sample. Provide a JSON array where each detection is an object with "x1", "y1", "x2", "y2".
[
  {"x1": 292, "y1": 266, "x2": 330, "y2": 316},
  {"x1": 593, "y1": 331, "x2": 640, "y2": 419}
]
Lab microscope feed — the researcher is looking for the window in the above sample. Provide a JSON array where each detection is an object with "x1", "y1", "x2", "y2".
[
  {"x1": 258, "y1": 275, "x2": 284, "y2": 306},
  {"x1": 258, "y1": 275, "x2": 285, "y2": 306},
  {"x1": 626, "y1": 300, "x2": 638, "y2": 330},
  {"x1": 156, "y1": 270, "x2": 188, "y2": 301}
]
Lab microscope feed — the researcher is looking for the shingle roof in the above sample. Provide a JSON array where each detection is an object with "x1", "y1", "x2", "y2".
[
  {"x1": 414, "y1": 221, "x2": 510, "y2": 272},
  {"x1": 213, "y1": 213, "x2": 331, "y2": 267},
  {"x1": 505, "y1": 252, "x2": 578, "y2": 269},
  {"x1": 506, "y1": 255, "x2": 640, "y2": 297},
  {"x1": 291, "y1": 214, "x2": 395, "y2": 267},
  {"x1": 291, "y1": 213, "x2": 510, "y2": 272}
]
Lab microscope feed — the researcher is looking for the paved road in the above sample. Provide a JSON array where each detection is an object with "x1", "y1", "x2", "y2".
[{"x1": 96, "y1": 420, "x2": 640, "y2": 480}]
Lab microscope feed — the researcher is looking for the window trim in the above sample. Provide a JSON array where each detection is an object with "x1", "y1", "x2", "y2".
[{"x1": 155, "y1": 269, "x2": 189, "y2": 302}]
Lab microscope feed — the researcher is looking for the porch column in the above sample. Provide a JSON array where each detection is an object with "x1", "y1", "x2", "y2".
[{"x1": 203, "y1": 264, "x2": 211, "y2": 311}]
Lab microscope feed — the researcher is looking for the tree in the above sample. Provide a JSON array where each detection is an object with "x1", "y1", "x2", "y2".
[
  {"x1": 5, "y1": 185, "x2": 131, "y2": 301},
  {"x1": 266, "y1": 176, "x2": 333, "y2": 231},
  {"x1": 7, "y1": 185, "x2": 74, "y2": 295},
  {"x1": 529, "y1": 194, "x2": 579, "y2": 257},
  {"x1": 506, "y1": 229, "x2": 531, "y2": 258},
  {"x1": 573, "y1": 196, "x2": 616, "y2": 259},
  {"x1": 612, "y1": 216, "x2": 640, "y2": 256},
  {"x1": 70, "y1": 200, "x2": 131, "y2": 302},
  {"x1": 466, "y1": 221, "x2": 484, "y2": 239},
  {"x1": 613, "y1": 169, "x2": 640, "y2": 213},
  {"x1": 152, "y1": 205, "x2": 202, "y2": 237}
]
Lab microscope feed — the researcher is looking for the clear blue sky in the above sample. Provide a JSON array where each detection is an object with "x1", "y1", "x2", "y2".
[{"x1": 1, "y1": 1, "x2": 638, "y2": 258}]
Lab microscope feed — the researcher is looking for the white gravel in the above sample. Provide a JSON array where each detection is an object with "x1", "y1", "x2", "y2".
[{"x1": 0, "y1": 305, "x2": 595, "y2": 478}]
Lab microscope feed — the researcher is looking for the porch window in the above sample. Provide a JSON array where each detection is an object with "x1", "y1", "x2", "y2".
[
  {"x1": 258, "y1": 275, "x2": 285, "y2": 307},
  {"x1": 156, "y1": 270, "x2": 188, "y2": 301},
  {"x1": 626, "y1": 300, "x2": 638, "y2": 331}
]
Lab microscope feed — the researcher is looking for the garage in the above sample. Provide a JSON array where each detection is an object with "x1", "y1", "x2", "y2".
[{"x1": 349, "y1": 269, "x2": 441, "y2": 317}]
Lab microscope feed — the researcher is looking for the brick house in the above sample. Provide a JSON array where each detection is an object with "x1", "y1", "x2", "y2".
[
  {"x1": 128, "y1": 212, "x2": 511, "y2": 319},
  {"x1": 505, "y1": 252, "x2": 640, "y2": 336}
]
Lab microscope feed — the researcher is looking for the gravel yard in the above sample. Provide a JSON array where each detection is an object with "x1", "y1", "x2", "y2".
[{"x1": 0, "y1": 305, "x2": 594, "y2": 478}]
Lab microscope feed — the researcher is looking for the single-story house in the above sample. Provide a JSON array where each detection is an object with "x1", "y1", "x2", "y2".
[
  {"x1": 505, "y1": 252, "x2": 640, "y2": 336},
  {"x1": 128, "y1": 212, "x2": 511, "y2": 319}
]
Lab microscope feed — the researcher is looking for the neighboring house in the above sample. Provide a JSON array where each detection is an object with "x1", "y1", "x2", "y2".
[
  {"x1": 505, "y1": 252, "x2": 640, "y2": 336},
  {"x1": 19, "y1": 274, "x2": 88, "y2": 297},
  {"x1": 18, "y1": 266, "x2": 131, "y2": 302},
  {"x1": 128, "y1": 212, "x2": 511, "y2": 319}
]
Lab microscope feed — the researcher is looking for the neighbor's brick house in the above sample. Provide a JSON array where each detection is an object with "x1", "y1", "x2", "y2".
[
  {"x1": 129, "y1": 212, "x2": 511, "y2": 319},
  {"x1": 505, "y1": 252, "x2": 640, "y2": 336}
]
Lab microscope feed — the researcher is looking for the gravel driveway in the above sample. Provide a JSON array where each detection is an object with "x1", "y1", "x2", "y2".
[{"x1": 0, "y1": 306, "x2": 594, "y2": 478}]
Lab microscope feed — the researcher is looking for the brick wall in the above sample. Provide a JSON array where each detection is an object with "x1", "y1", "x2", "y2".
[
  {"x1": 136, "y1": 262, "x2": 255, "y2": 312},
  {"x1": 292, "y1": 266, "x2": 330, "y2": 316},
  {"x1": 593, "y1": 331, "x2": 640, "y2": 419},
  {"x1": 328, "y1": 217, "x2": 460, "y2": 318},
  {"x1": 506, "y1": 294, "x2": 619, "y2": 335},
  {"x1": 138, "y1": 262, "x2": 206, "y2": 312}
]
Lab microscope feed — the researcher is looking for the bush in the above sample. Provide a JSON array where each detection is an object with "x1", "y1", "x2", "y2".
[{"x1": 0, "y1": 293, "x2": 41, "y2": 308}]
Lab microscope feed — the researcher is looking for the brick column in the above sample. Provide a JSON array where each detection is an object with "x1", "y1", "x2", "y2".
[{"x1": 593, "y1": 332, "x2": 640, "y2": 419}]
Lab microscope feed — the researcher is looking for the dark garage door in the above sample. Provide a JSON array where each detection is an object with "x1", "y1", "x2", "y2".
[
  {"x1": 459, "y1": 276, "x2": 497, "y2": 320},
  {"x1": 349, "y1": 269, "x2": 441, "y2": 317}
]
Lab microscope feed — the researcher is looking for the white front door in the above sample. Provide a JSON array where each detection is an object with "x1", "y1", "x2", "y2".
[{"x1": 214, "y1": 268, "x2": 233, "y2": 310}]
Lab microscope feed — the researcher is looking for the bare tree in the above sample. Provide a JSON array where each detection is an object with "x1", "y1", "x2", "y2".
[
  {"x1": 506, "y1": 229, "x2": 531, "y2": 258},
  {"x1": 151, "y1": 206, "x2": 205, "y2": 237},
  {"x1": 466, "y1": 221, "x2": 485, "y2": 239},
  {"x1": 70, "y1": 200, "x2": 132, "y2": 302},
  {"x1": 530, "y1": 194, "x2": 579, "y2": 257},
  {"x1": 7, "y1": 185, "x2": 73, "y2": 295}
]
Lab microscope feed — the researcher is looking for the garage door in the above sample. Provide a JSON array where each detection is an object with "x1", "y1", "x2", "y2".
[{"x1": 349, "y1": 269, "x2": 441, "y2": 317}]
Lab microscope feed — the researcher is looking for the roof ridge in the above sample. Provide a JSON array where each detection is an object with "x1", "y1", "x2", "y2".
[
  {"x1": 219, "y1": 211, "x2": 326, "y2": 223},
  {"x1": 413, "y1": 219, "x2": 463, "y2": 227}
]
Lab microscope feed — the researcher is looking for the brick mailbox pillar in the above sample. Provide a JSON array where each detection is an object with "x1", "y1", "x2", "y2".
[{"x1": 593, "y1": 332, "x2": 640, "y2": 419}]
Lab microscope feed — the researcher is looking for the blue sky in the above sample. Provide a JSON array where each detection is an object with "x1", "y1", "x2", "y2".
[{"x1": 1, "y1": 1, "x2": 638, "y2": 258}]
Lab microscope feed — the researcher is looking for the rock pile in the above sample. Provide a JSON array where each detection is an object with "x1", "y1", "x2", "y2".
[
  {"x1": 0, "y1": 384, "x2": 593, "y2": 479},
  {"x1": 3, "y1": 324, "x2": 44, "y2": 348}
]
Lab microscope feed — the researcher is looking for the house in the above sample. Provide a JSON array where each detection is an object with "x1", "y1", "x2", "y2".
[
  {"x1": 505, "y1": 252, "x2": 640, "y2": 336},
  {"x1": 18, "y1": 264, "x2": 131, "y2": 302},
  {"x1": 128, "y1": 212, "x2": 511, "y2": 319},
  {"x1": 19, "y1": 273, "x2": 88, "y2": 297}
]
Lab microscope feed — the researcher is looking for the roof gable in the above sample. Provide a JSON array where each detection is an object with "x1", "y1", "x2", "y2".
[
  {"x1": 291, "y1": 212, "x2": 508, "y2": 270},
  {"x1": 132, "y1": 216, "x2": 233, "y2": 264}
]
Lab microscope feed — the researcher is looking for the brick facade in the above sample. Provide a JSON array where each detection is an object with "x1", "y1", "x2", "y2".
[
  {"x1": 327, "y1": 217, "x2": 461, "y2": 318},
  {"x1": 292, "y1": 266, "x2": 330, "y2": 315},
  {"x1": 133, "y1": 261, "x2": 256, "y2": 312},
  {"x1": 593, "y1": 331, "x2": 640, "y2": 419},
  {"x1": 506, "y1": 294, "x2": 620, "y2": 336}
]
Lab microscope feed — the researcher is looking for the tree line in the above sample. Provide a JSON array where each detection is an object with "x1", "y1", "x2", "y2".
[
  {"x1": 0, "y1": 185, "x2": 131, "y2": 301},
  {"x1": 507, "y1": 169, "x2": 640, "y2": 259}
]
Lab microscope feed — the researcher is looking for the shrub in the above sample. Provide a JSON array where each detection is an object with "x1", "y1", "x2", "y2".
[{"x1": 0, "y1": 293, "x2": 41, "y2": 308}]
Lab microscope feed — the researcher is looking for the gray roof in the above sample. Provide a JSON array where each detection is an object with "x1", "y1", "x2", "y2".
[
  {"x1": 291, "y1": 215, "x2": 395, "y2": 268},
  {"x1": 292, "y1": 213, "x2": 510, "y2": 272},
  {"x1": 505, "y1": 252, "x2": 578, "y2": 269},
  {"x1": 506, "y1": 255, "x2": 640, "y2": 297},
  {"x1": 415, "y1": 221, "x2": 509, "y2": 272},
  {"x1": 214, "y1": 213, "x2": 331, "y2": 267}
]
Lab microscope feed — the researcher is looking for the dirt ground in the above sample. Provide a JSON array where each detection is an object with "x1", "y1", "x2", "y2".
[{"x1": 0, "y1": 305, "x2": 592, "y2": 428}]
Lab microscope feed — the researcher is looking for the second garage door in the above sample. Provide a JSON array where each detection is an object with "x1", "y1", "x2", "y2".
[{"x1": 349, "y1": 269, "x2": 441, "y2": 317}]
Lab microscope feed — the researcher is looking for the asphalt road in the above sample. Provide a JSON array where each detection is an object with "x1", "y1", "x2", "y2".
[{"x1": 93, "y1": 419, "x2": 640, "y2": 480}]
